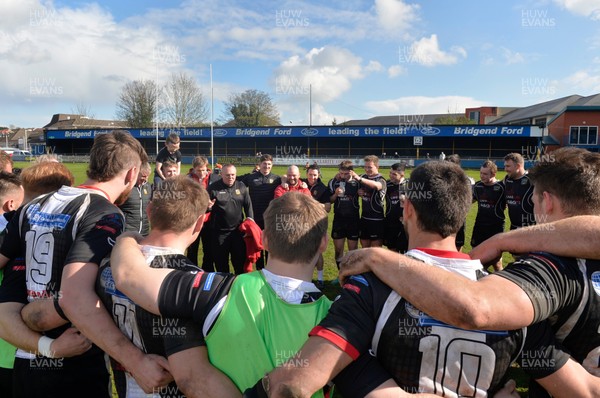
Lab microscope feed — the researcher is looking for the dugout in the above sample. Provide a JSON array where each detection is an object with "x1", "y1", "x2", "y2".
[{"x1": 45, "y1": 125, "x2": 542, "y2": 164}]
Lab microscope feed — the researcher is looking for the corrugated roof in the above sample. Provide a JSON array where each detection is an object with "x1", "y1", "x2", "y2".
[
  {"x1": 44, "y1": 114, "x2": 128, "y2": 130},
  {"x1": 491, "y1": 95, "x2": 583, "y2": 124},
  {"x1": 343, "y1": 113, "x2": 463, "y2": 126}
]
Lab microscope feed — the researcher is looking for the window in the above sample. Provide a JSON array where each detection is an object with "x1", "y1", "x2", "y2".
[
  {"x1": 569, "y1": 126, "x2": 598, "y2": 145},
  {"x1": 468, "y1": 111, "x2": 480, "y2": 123}
]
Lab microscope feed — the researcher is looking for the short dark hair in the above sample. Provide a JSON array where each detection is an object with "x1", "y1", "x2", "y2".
[
  {"x1": 161, "y1": 160, "x2": 177, "y2": 172},
  {"x1": 88, "y1": 131, "x2": 148, "y2": 182},
  {"x1": 192, "y1": 156, "x2": 208, "y2": 168},
  {"x1": 445, "y1": 154, "x2": 461, "y2": 165},
  {"x1": 504, "y1": 152, "x2": 524, "y2": 165},
  {"x1": 338, "y1": 160, "x2": 353, "y2": 171},
  {"x1": 166, "y1": 133, "x2": 180, "y2": 145},
  {"x1": 528, "y1": 147, "x2": 600, "y2": 217},
  {"x1": 364, "y1": 155, "x2": 379, "y2": 166},
  {"x1": 0, "y1": 171, "x2": 21, "y2": 201},
  {"x1": 406, "y1": 161, "x2": 471, "y2": 238},
  {"x1": 481, "y1": 160, "x2": 498, "y2": 175},
  {"x1": 260, "y1": 154, "x2": 273, "y2": 163},
  {"x1": 391, "y1": 162, "x2": 406, "y2": 172}
]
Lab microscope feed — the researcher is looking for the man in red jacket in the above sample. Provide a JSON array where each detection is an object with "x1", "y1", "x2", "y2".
[{"x1": 274, "y1": 165, "x2": 310, "y2": 198}]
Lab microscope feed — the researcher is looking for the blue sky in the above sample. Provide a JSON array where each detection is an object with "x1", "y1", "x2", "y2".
[{"x1": 1, "y1": 0, "x2": 599, "y2": 128}]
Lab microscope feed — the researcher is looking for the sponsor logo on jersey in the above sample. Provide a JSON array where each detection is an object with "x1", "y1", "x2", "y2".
[
  {"x1": 203, "y1": 272, "x2": 215, "y2": 291},
  {"x1": 27, "y1": 204, "x2": 71, "y2": 229},
  {"x1": 591, "y1": 271, "x2": 600, "y2": 296},
  {"x1": 343, "y1": 284, "x2": 361, "y2": 294},
  {"x1": 235, "y1": 189, "x2": 241, "y2": 195},
  {"x1": 101, "y1": 267, "x2": 130, "y2": 301},
  {"x1": 192, "y1": 272, "x2": 204, "y2": 288},
  {"x1": 349, "y1": 275, "x2": 369, "y2": 286},
  {"x1": 405, "y1": 301, "x2": 425, "y2": 319}
]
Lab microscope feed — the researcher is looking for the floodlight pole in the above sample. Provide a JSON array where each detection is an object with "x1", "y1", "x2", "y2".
[
  {"x1": 308, "y1": 84, "x2": 311, "y2": 157},
  {"x1": 155, "y1": 62, "x2": 159, "y2": 156},
  {"x1": 210, "y1": 64, "x2": 215, "y2": 169}
]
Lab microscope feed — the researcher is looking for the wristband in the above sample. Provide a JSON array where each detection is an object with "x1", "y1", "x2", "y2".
[
  {"x1": 37, "y1": 336, "x2": 55, "y2": 358},
  {"x1": 242, "y1": 374, "x2": 269, "y2": 398}
]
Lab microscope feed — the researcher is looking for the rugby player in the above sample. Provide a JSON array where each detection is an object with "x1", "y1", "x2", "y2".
[
  {"x1": 338, "y1": 147, "x2": 600, "y2": 396},
  {"x1": 503, "y1": 152, "x2": 535, "y2": 229},
  {"x1": 328, "y1": 160, "x2": 360, "y2": 269},
  {"x1": 110, "y1": 192, "x2": 332, "y2": 396},
  {"x1": 264, "y1": 159, "x2": 600, "y2": 398},
  {"x1": 0, "y1": 171, "x2": 23, "y2": 395},
  {"x1": 154, "y1": 133, "x2": 181, "y2": 185},
  {"x1": 349, "y1": 155, "x2": 386, "y2": 248},
  {"x1": 0, "y1": 131, "x2": 171, "y2": 397},
  {"x1": 97, "y1": 175, "x2": 238, "y2": 398},
  {"x1": 303, "y1": 165, "x2": 331, "y2": 287},
  {"x1": 384, "y1": 162, "x2": 408, "y2": 253},
  {"x1": 471, "y1": 160, "x2": 506, "y2": 271}
]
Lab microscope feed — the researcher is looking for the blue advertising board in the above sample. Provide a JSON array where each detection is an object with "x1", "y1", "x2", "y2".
[{"x1": 46, "y1": 125, "x2": 541, "y2": 140}]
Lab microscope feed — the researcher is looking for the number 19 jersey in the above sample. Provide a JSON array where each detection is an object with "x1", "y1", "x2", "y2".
[{"x1": 1, "y1": 186, "x2": 123, "y2": 339}]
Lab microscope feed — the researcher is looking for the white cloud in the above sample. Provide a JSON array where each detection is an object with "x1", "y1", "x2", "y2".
[
  {"x1": 277, "y1": 101, "x2": 352, "y2": 126},
  {"x1": 388, "y1": 65, "x2": 407, "y2": 77},
  {"x1": 375, "y1": 0, "x2": 420, "y2": 37},
  {"x1": 272, "y1": 46, "x2": 365, "y2": 104},
  {"x1": 365, "y1": 96, "x2": 488, "y2": 114},
  {"x1": 0, "y1": 0, "x2": 186, "y2": 116},
  {"x1": 500, "y1": 47, "x2": 526, "y2": 64},
  {"x1": 365, "y1": 60, "x2": 384, "y2": 73},
  {"x1": 401, "y1": 35, "x2": 467, "y2": 67},
  {"x1": 563, "y1": 69, "x2": 600, "y2": 92},
  {"x1": 271, "y1": 46, "x2": 378, "y2": 126},
  {"x1": 553, "y1": 0, "x2": 600, "y2": 20}
]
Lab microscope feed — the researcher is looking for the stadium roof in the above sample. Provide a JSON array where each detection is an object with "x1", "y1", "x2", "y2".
[
  {"x1": 44, "y1": 114, "x2": 128, "y2": 130},
  {"x1": 490, "y1": 95, "x2": 588, "y2": 125},
  {"x1": 342, "y1": 113, "x2": 463, "y2": 126}
]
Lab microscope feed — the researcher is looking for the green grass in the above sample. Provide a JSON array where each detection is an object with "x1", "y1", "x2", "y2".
[{"x1": 16, "y1": 161, "x2": 527, "y2": 396}]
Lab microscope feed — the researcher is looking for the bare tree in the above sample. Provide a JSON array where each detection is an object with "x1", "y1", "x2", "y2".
[
  {"x1": 116, "y1": 80, "x2": 160, "y2": 128},
  {"x1": 71, "y1": 101, "x2": 95, "y2": 119},
  {"x1": 433, "y1": 115, "x2": 475, "y2": 125},
  {"x1": 161, "y1": 72, "x2": 208, "y2": 127},
  {"x1": 223, "y1": 89, "x2": 280, "y2": 127}
]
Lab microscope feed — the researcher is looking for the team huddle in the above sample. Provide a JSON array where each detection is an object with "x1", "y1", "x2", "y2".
[{"x1": 0, "y1": 130, "x2": 598, "y2": 398}]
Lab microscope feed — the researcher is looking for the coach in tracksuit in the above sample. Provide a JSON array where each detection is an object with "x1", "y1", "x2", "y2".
[{"x1": 207, "y1": 164, "x2": 254, "y2": 274}]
